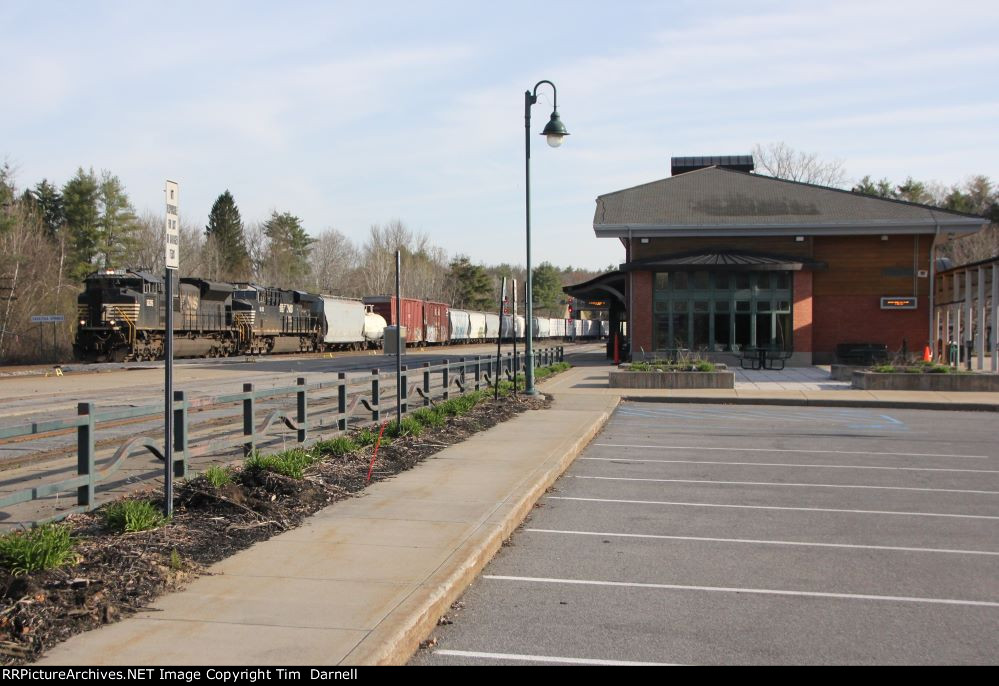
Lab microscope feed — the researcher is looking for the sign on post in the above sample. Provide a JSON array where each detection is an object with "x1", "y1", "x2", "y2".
[
  {"x1": 31, "y1": 315, "x2": 65, "y2": 323},
  {"x1": 165, "y1": 180, "x2": 179, "y2": 270}
]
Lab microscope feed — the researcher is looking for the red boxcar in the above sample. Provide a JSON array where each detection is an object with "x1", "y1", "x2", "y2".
[
  {"x1": 424, "y1": 301, "x2": 450, "y2": 344},
  {"x1": 363, "y1": 296, "x2": 425, "y2": 344}
]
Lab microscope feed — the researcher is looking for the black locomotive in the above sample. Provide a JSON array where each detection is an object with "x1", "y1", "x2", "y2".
[{"x1": 74, "y1": 269, "x2": 323, "y2": 362}]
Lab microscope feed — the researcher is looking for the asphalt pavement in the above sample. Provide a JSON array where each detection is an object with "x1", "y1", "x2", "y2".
[{"x1": 412, "y1": 402, "x2": 999, "y2": 665}]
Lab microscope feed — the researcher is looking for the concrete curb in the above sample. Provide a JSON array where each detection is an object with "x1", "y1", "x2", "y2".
[
  {"x1": 623, "y1": 395, "x2": 999, "y2": 412},
  {"x1": 340, "y1": 395, "x2": 620, "y2": 665}
]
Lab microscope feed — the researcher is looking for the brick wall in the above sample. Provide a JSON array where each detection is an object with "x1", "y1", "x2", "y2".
[
  {"x1": 813, "y1": 296, "x2": 928, "y2": 359},
  {"x1": 629, "y1": 270, "x2": 653, "y2": 356}
]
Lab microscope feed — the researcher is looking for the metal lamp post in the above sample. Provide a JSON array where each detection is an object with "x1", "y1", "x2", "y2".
[{"x1": 524, "y1": 79, "x2": 569, "y2": 395}]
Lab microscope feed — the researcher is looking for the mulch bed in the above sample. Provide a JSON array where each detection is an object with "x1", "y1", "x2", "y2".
[{"x1": 0, "y1": 390, "x2": 552, "y2": 664}]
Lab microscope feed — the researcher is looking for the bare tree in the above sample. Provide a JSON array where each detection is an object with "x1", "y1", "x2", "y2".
[
  {"x1": 310, "y1": 228, "x2": 360, "y2": 295},
  {"x1": 752, "y1": 142, "x2": 849, "y2": 188}
]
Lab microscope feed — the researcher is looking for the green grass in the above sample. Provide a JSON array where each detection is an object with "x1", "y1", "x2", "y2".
[
  {"x1": 385, "y1": 416, "x2": 425, "y2": 438},
  {"x1": 102, "y1": 500, "x2": 169, "y2": 533},
  {"x1": 0, "y1": 524, "x2": 77, "y2": 576},
  {"x1": 628, "y1": 358, "x2": 715, "y2": 372},
  {"x1": 244, "y1": 448, "x2": 316, "y2": 480},
  {"x1": 203, "y1": 464, "x2": 234, "y2": 488},
  {"x1": 354, "y1": 426, "x2": 391, "y2": 447},
  {"x1": 314, "y1": 436, "x2": 360, "y2": 456},
  {"x1": 411, "y1": 407, "x2": 446, "y2": 429}
]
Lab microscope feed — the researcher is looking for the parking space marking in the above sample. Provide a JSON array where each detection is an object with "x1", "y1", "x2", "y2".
[
  {"x1": 616, "y1": 406, "x2": 909, "y2": 431},
  {"x1": 571, "y1": 475, "x2": 999, "y2": 495},
  {"x1": 581, "y1": 457, "x2": 999, "y2": 474},
  {"x1": 433, "y1": 650, "x2": 678, "y2": 666},
  {"x1": 593, "y1": 444, "x2": 990, "y2": 460},
  {"x1": 483, "y1": 575, "x2": 999, "y2": 608},
  {"x1": 548, "y1": 496, "x2": 999, "y2": 520},
  {"x1": 524, "y1": 528, "x2": 999, "y2": 556}
]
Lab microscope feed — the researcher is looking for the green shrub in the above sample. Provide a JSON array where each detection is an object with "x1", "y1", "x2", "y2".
[
  {"x1": 871, "y1": 364, "x2": 897, "y2": 373},
  {"x1": 0, "y1": 524, "x2": 77, "y2": 576},
  {"x1": 244, "y1": 448, "x2": 315, "y2": 480},
  {"x1": 203, "y1": 464, "x2": 234, "y2": 488},
  {"x1": 695, "y1": 360, "x2": 716, "y2": 372},
  {"x1": 103, "y1": 500, "x2": 169, "y2": 533},
  {"x1": 314, "y1": 436, "x2": 360, "y2": 456}
]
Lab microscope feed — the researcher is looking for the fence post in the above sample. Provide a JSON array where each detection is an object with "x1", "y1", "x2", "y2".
[
  {"x1": 297, "y1": 377, "x2": 308, "y2": 444},
  {"x1": 401, "y1": 365, "x2": 408, "y2": 415},
  {"x1": 243, "y1": 383, "x2": 255, "y2": 456},
  {"x1": 422, "y1": 362, "x2": 431, "y2": 407},
  {"x1": 371, "y1": 369, "x2": 380, "y2": 422},
  {"x1": 173, "y1": 390, "x2": 188, "y2": 479},
  {"x1": 442, "y1": 359, "x2": 450, "y2": 401},
  {"x1": 337, "y1": 372, "x2": 347, "y2": 432},
  {"x1": 559, "y1": 345, "x2": 564, "y2": 362},
  {"x1": 474, "y1": 356, "x2": 481, "y2": 391},
  {"x1": 459, "y1": 357, "x2": 466, "y2": 395},
  {"x1": 77, "y1": 402, "x2": 95, "y2": 508}
]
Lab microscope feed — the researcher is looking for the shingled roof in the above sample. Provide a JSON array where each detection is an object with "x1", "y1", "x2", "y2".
[{"x1": 593, "y1": 167, "x2": 986, "y2": 238}]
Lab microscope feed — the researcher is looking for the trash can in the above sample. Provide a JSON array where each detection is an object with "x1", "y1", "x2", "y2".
[
  {"x1": 383, "y1": 326, "x2": 406, "y2": 355},
  {"x1": 948, "y1": 342, "x2": 959, "y2": 365}
]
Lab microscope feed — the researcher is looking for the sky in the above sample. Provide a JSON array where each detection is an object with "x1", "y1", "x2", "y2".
[{"x1": 2, "y1": 0, "x2": 998, "y2": 270}]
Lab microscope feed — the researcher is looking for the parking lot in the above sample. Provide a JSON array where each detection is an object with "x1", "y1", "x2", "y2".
[{"x1": 413, "y1": 402, "x2": 999, "y2": 665}]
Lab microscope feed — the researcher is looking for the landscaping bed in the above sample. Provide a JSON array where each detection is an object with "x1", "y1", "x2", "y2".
[
  {"x1": 610, "y1": 358, "x2": 734, "y2": 389},
  {"x1": 0, "y1": 364, "x2": 568, "y2": 664},
  {"x1": 852, "y1": 366, "x2": 999, "y2": 391}
]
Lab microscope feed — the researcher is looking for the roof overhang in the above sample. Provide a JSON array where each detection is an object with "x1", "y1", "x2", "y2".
[
  {"x1": 563, "y1": 270, "x2": 626, "y2": 305},
  {"x1": 619, "y1": 249, "x2": 825, "y2": 272},
  {"x1": 595, "y1": 218, "x2": 985, "y2": 239}
]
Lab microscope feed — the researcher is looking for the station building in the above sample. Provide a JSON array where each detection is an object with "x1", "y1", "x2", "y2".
[{"x1": 568, "y1": 156, "x2": 987, "y2": 364}]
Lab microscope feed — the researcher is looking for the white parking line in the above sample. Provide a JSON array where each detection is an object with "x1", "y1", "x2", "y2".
[
  {"x1": 433, "y1": 649, "x2": 678, "y2": 666},
  {"x1": 581, "y1": 457, "x2": 999, "y2": 474},
  {"x1": 570, "y1": 475, "x2": 999, "y2": 495},
  {"x1": 548, "y1": 496, "x2": 999, "y2": 521},
  {"x1": 525, "y1": 528, "x2": 999, "y2": 556},
  {"x1": 484, "y1": 575, "x2": 999, "y2": 608},
  {"x1": 593, "y1": 444, "x2": 990, "y2": 460}
]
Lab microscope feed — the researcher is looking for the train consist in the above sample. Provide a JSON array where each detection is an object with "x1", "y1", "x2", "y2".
[{"x1": 74, "y1": 269, "x2": 607, "y2": 362}]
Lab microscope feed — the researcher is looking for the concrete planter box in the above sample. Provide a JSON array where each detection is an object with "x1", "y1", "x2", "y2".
[
  {"x1": 830, "y1": 364, "x2": 867, "y2": 381},
  {"x1": 852, "y1": 371, "x2": 999, "y2": 392},
  {"x1": 609, "y1": 370, "x2": 735, "y2": 389}
]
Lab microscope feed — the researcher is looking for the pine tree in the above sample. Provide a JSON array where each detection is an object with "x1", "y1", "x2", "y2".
[
  {"x1": 29, "y1": 179, "x2": 65, "y2": 238},
  {"x1": 96, "y1": 171, "x2": 139, "y2": 269},
  {"x1": 448, "y1": 255, "x2": 493, "y2": 310},
  {"x1": 531, "y1": 261, "x2": 564, "y2": 315},
  {"x1": 205, "y1": 190, "x2": 249, "y2": 277},
  {"x1": 263, "y1": 211, "x2": 314, "y2": 287},
  {"x1": 62, "y1": 167, "x2": 100, "y2": 279}
]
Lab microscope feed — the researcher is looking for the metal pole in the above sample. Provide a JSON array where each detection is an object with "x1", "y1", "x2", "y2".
[
  {"x1": 524, "y1": 89, "x2": 537, "y2": 395},
  {"x1": 395, "y1": 250, "x2": 402, "y2": 427},
  {"x1": 495, "y1": 277, "x2": 506, "y2": 399},
  {"x1": 164, "y1": 267, "x2": 174, "y2": 517},
  {"x1": 512, "y1": 278, "x2": 519, "y2": 396}
]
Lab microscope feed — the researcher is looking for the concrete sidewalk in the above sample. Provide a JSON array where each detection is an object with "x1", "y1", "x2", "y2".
[
  {"x1": 34, "y1": 357, "x2": 999, "y2": 666},
  {"x1": 37, "y1": 366, "x2": 619, "y2": 666}
]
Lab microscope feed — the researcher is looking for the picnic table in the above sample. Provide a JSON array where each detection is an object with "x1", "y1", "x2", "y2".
[{"x1": 739, "y1": 345, "x2": 793, "y2": 370}]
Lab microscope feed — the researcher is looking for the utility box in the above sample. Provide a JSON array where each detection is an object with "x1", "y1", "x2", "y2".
[{"x1": 383, "y1": 326, "x2": 407, "y2": 355}]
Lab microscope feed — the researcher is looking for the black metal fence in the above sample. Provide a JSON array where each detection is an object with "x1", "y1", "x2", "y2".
[{"x1": 0, "y1": 347, "x2": 564, "y2": 525}]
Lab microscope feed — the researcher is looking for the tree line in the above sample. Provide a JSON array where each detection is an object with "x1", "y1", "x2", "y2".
[{"x1": 0, "y1": 163, "x2": 605, "y2": 362}]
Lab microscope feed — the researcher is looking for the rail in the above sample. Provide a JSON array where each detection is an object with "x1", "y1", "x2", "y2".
[{"x1": 0, "y1": 346, "x2": 564, "y2": 526}]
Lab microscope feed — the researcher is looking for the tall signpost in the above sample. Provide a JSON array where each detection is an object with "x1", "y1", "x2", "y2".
[
  {"x1": 164, "y1": 180, "x2": 179, "y2": 517},
  {"x1": 494, "y1": 277, "x2": 507, "y2": 399},
  {"x1": 395, "y1": 250, "x2": 402, "y2": 428},
  {"x1": 512, "y1": 279, "x2": 518, "y2": 396}
]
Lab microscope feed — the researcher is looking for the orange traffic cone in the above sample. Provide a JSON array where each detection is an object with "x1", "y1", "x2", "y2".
[{"x1": 923, "y1": 345, "x2": 932, "y2": 362}]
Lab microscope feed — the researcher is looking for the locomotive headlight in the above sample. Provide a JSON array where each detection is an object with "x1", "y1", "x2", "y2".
[
  {"x1": 79, "y1": 319, "x2": 86, "y2": 326},
  {"x1": 108, "y1": 319, "x2": 116, "y2": 325}
]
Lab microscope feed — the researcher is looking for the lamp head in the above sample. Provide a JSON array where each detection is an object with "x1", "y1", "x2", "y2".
[{"x1": 541, "y1": 110, "x2": 569, "y2": 148}]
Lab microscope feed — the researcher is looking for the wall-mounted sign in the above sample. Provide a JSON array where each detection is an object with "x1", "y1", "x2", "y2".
[
  {"x1": 880, "y1": 296, "x2": 918, "y2": 310},
  {"x1": 30, "y1": 314, "x2": 65, "y2": 323}
]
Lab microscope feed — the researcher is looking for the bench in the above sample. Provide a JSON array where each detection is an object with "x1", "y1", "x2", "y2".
[
  {"x1": 740, "y1": 346, "x2": 793, "y2": 370},
  {"x1": 835, "y1": 343, "x2": 889, "y2": 366}
]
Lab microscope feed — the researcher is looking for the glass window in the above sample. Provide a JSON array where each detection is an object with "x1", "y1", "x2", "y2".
[
  {"x1": 758, "y1": 301, "x2": 772, "y2": 313},
  {"x1": 776, "y1": 301, "x2": 790, "y2": 312},
  {"x1": 654, "y1": 273, "x2": 669, "y2": 291},
  {"x1": 654, "y1": 301, "x2": 668, "y2": 313},
  {"x1": 693, "y1": 271, "x2": 709, "y2": 290},
  {"x1": 694, "y1": 301, "x2": 709, "y2": 313},
  {"x1": 735, "y1": 300, "x2": 751, "y2": 313},
  {"x1": 672, "y1": 301, "x2": 688, "y2": 313},
  {"x1": 714, "y1": 301, "x2": 730, "y2": 313},
  {"x1": 673, "y1": 272, "x2": 689, "y2": 290},
  {"x1": 774, "y1": 272, "x2": 790, "y2": 290},
  {"x1": 735, "y1": 273, "x2": 751, "y2": 290}
]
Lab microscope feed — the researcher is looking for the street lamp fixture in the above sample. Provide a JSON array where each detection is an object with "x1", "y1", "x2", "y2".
[{"x1": 524, "y1": 79, "x2": 569, "y2": 395}]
